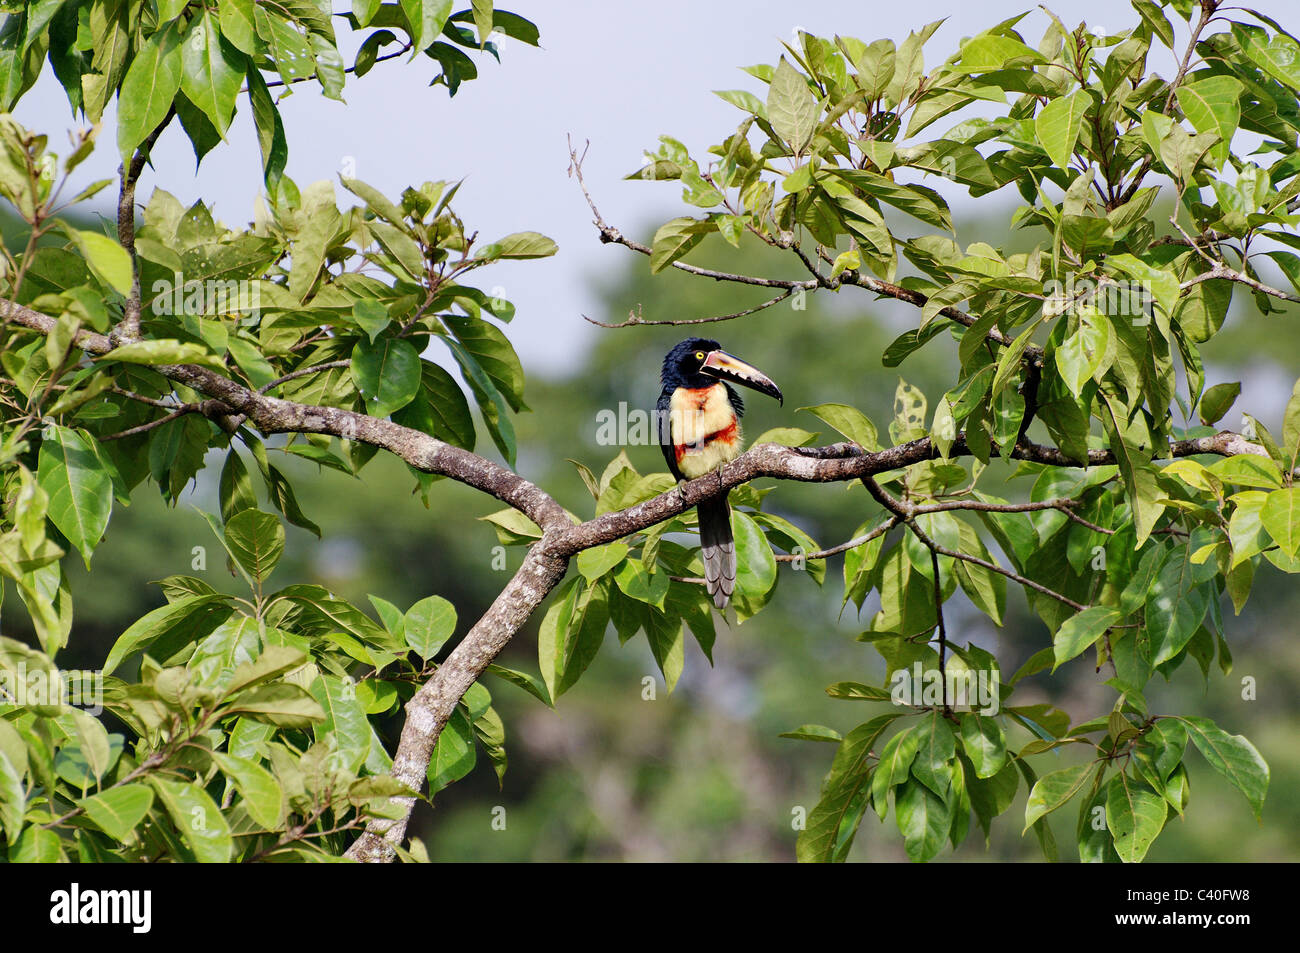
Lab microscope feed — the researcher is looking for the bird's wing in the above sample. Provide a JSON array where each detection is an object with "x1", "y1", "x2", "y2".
[{"x1": 656, "y1": 389, "x2": 684, "y2": 481}]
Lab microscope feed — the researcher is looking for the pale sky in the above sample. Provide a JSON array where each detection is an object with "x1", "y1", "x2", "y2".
[{"x1": 14, "y1": 1, "x2": 1300, "y2": 379}]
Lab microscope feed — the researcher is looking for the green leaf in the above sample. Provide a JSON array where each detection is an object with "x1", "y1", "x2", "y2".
[
  {"x1": 0, "y1": 751, "x2": 25, "y2": 841},
  {"x1": 895, "y1": 778, "x2": 952, "y2": 862},
  {"x1": 556, "y1": 582, "x2": 610, "y2": 697},
  {"x1": 487, "y1": 231, "x2": 557, "y2": 259},
  {"x1": 246, "y1": 66, "x2": 287, "y2": 191},
  {"x1": 404, "y1": 594, "x2": 456, "y2": 661},
  {"x1": 1034, "y1": 89, "x2": 1090, "y2": 169},
  {"x1": 401, "y1": 0, "x2": 454, "y2": 52},
  {"x1": 1199, "y1": 381, "x2": 1240, "y2": 425},
  {"x1": 66, "y1": 229, "x2": 133, "y2": 296},
  {"x1": 733, "y1": 511, "x2": 777, "y2": 601},
  {"x1": 220, "y1": 0, "x2": 257, "y2": 56},
  {"x1": 825, "y1": 681, "x2": 893, "y2": 701},
  {"x1": 1181, "y1": 716, "x2": 1269, "y2": 819},
  {"x1": 798, "y1": 713, "x2": 899, "y2": 862},
  {"x1": 9, "y1": 826, "x2": 62, "y2": 862},
  {"x1": 223, "y1": 683, "x2": 326, "y2": 728},
  {"x1": 219, "y1": 451, "x2": 258, "y2": 523},
  {"x1": 309, "y1": 675, "x2": 370, "y2": 770},
  {"x1": 1261, "y1": 488, "x2": 1300, "y2": 557},
  {"x1": 78, "y1": 783, "x2": 154, "y2": 842},
  {"x1": 224, "y1": 645, "x2": 308, "y2": 696},
  {"x1": 613, "y1": 557, "x2": 669, "y2": 609},
  {"x1": 1024, "y1": 763, "x2": 1091, "y2": 832},
  {"x1": 149, "y1": 776, "x2": 233, "y2": 862},
  {"x1": 117, "y1": 19, "x2": 184, "y2": 161},
  {"x1": 958, "y1": 34, "x2": 1045, "y2": 72},
  {"x1": 576, "y1": 543, "x2": 629, "y2": 581},
  {"x1": 1105, "y1": 775, "x2": 1167, "y2": 863},
  {"x1": 351, "y1": 299, "x2": 391, "y2": 342},
  {"x1": 827, "y1": 169, "x2": 952, "y2": 230},
  {"x1": 351, "y1": 337, "x2": 421, "y2": 417},
  {"x1": 103, "y1": 594, "x2": 230, "y2": 674},
  {"x1": 1174, "y1": 76, "x2": 1242, "y2": 168},
  {"x1": 210, "y1": 751, "x2": 283, "y2": 830},
  {"x1": 393, "y1": 360, "x2": 476, "y2": 451},
  {"x1": 103, "y1": 338, "x2": 223, "y2": 370},
  {"x1": 852, "y1": 38, "x2": 896, "y2": 99},
  {"x1": 991, "y1": 316, "x2": 1043, "y2": 398},
  {"x1": 1208, "y1": 455, "x2": 1282, "y2": 490},
  {"x1": 798, "y1": 403, "x2": 877, "y2": 450},
  {"x1": 429, "y1": 706, "x2": 475, "y2": 794},
  {"x1": 910, "y1": 712, "x2": 956, "y2": 799},
  {"x1": 1053, "y1": 606, "x2": 1122, "y2": 671},
  {"x1": 180, "y1": 9, "x2": 244, "y2": 136},
  {"x1": 1054, "y1": 309, "x2": 1111, "y2": 398},
  {"x1": 1232, "y1": 23, "x2": 1300, "y2": 91},
  {"x1": 768, "y1": 57, "x2": 818, "y2": 153},
  {"x1": 779, "y1": 724, "x2": 844, "y2": 743},
  {"x1": 37, "y1": 425, "x2": 112, "y2": 566},
  {"x1": 959, "y1": 712, "x2": 1007, "y2": 779},
  {"x1": 1282, "y1": 377, "x2": 1300, "y2": 458},
  {"x1": 649, "y1": 216, "x2": 713, "y2": 273},
  {"x1": 224, "y1": 509, "x2": 284, "y2": 582},
  {"x1": 485, "y1": 663, "x2": 552, "y2": 707}
]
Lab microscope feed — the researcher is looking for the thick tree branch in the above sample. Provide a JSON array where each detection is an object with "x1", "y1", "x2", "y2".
[{"x1": 344, "y1": 544, "x2": 570, "y2": 862}]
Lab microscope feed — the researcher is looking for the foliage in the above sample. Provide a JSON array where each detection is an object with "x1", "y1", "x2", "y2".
[
  {"x1": 0, "y1": 0, "x2": 1293, "y2": 863},
  {"x1": 0, "y1": 0, "x2": 541, "y2": 862},
  {"x1": 608, "y1": 0, "x2": 1291, "y2": 862}
]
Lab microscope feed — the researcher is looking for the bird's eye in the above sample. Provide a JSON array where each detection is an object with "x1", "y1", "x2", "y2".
[{"x1": 695, "y1": 351, "x2": 705, "y2": 360}]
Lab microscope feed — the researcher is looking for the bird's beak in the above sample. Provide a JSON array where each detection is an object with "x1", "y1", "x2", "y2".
[{"x1": 701, "y1": 349, "x2": 783, "y2": 404}]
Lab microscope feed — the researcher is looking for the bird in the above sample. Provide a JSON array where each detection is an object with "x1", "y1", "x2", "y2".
[{"x1": 658, "y1": 338, "x2": 783, "y2": 610}]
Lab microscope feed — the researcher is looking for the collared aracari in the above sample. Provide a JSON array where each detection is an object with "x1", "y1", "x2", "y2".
[{"x1": 658, "y1": 338, "x2": 783, "y2": 610}]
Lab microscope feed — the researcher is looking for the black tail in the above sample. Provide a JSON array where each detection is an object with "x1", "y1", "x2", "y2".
[{"x1": 698, "y1": 495, "x2": 736, "y2": 610}]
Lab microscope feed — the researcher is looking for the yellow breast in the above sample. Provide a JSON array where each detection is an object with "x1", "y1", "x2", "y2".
[{"x1": 669, "y1": 384, "x2": 742, "y2": 479}]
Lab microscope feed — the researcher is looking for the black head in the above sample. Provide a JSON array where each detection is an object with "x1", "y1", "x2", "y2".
[{"x1": 660, "y1": 338, "x2": 783, "y2": 403}]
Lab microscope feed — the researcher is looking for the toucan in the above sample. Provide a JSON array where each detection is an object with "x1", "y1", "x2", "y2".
[{"x1": 658, "y1": 338, "x2": 783, "y2": 610}]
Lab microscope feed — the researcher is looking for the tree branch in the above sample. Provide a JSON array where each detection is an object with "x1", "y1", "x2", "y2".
[
  {"x1": 1181, "y1": 261, "x2": 1300, "y2": 304},
  {"x1": 115, "y1": 109, "x2": 175, "y2": 343},
  {"x1": 344, "y1": 543, "x2": 570, "y2": 862},
  {"x1": 582, "y1": 289, "x2": 793, "y2": 328}
]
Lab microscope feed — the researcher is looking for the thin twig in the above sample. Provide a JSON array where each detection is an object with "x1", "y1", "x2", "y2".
[
  {"x1": 1181, "y1": 261, "x2": 1300, "y2": 304},
  {"x1": 568, "y1": 141, "x2": 1042, "y2": 361},
  {"x1": 259, "y1": 359, "x2": 352, "y2": 394},
  {"x1": 582, "y1": 289, "x2": 794, "y2": 328},
  {"x1": 261, "y1": 44, "x2": 413, "y2": 91},
  {"x1": 99, "y1": 406, "x2": 196, "y2": 441},
  {"x1": 773, "y1": 517, "x2": 900, "y2": 561},
  {"x1": 864, "y1": 476, "x2": 1089, "y2": 612}
]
